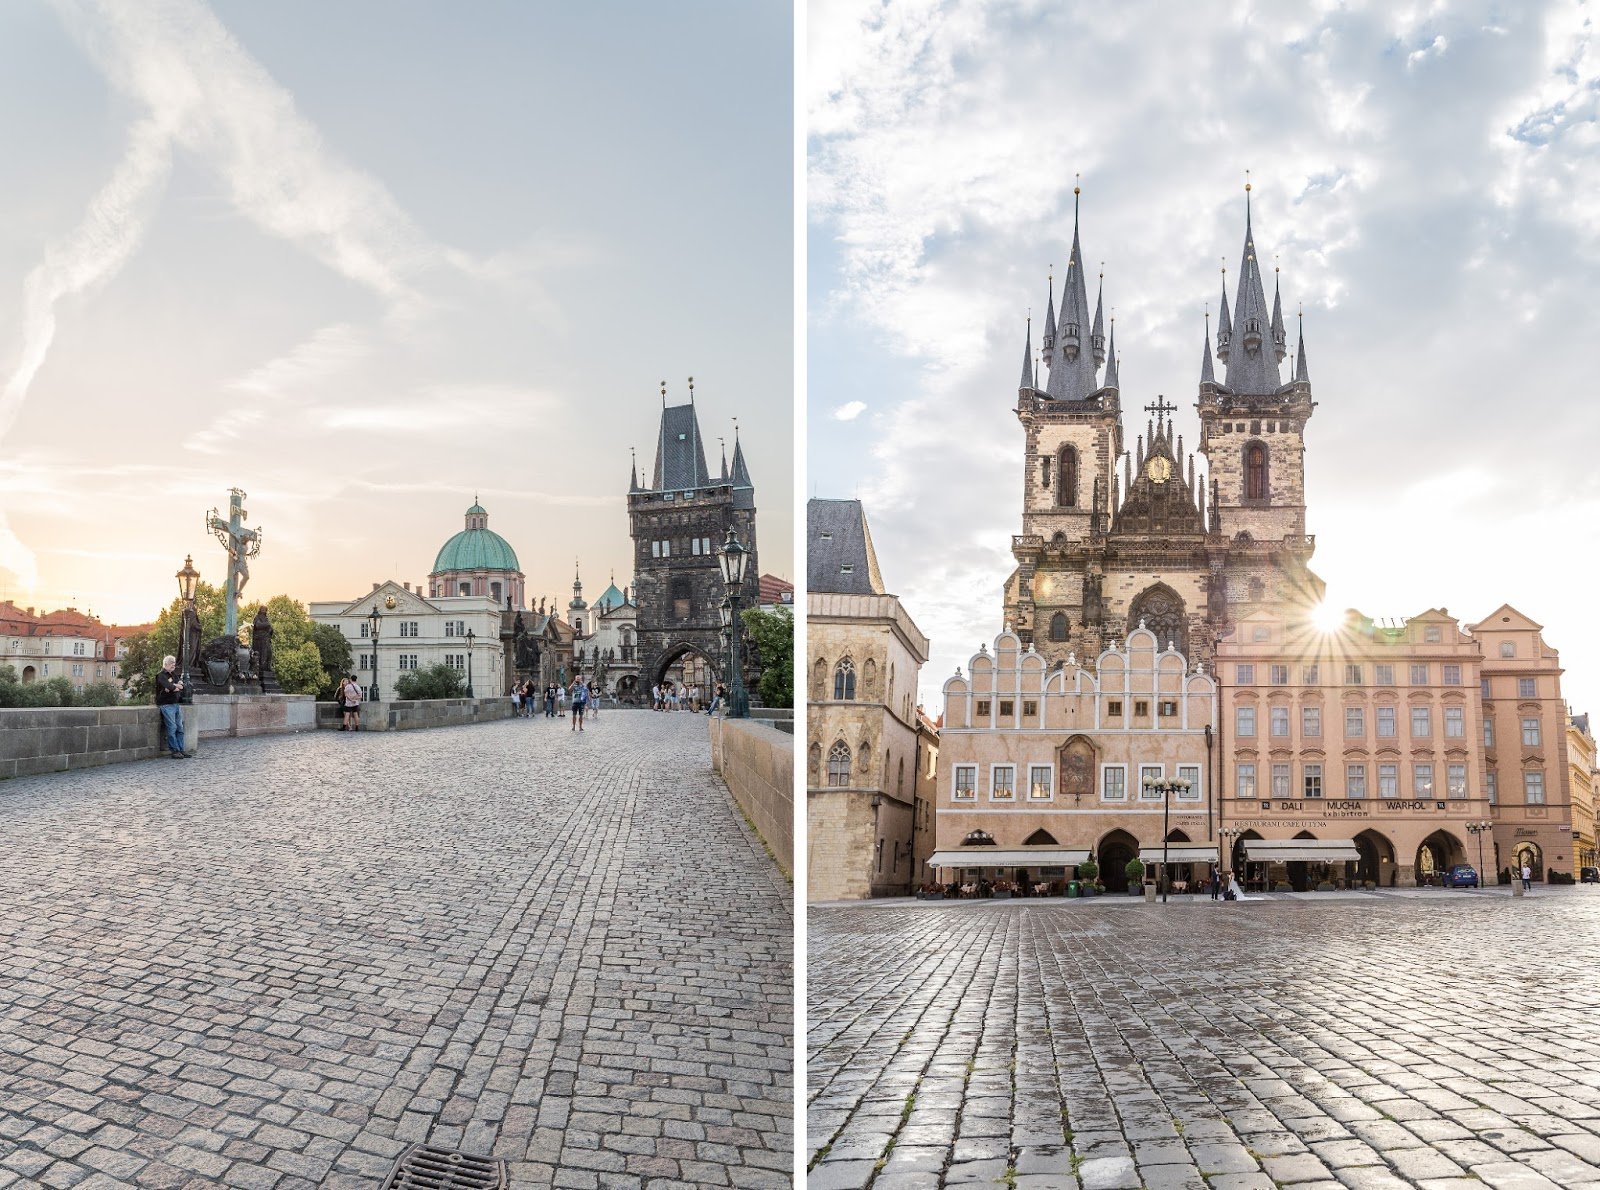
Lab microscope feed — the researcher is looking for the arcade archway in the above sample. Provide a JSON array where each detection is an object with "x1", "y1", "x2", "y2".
[
  {"x1": 1098, "y1": 829, "x2": 1139, "y2": 893},
  {"x1": 651, "y1": 643, "x2": 720, "y2": 700},
  {"x1": 1417, "y1": 830, "x2": 1466, "y2": 886}
]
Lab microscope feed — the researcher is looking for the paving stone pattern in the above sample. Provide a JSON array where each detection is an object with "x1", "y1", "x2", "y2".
[
  {"x1": 0, "y1": 712, "x2": 793, "y2": 1188},
  {"x1": 809, "y1": 894, "x2": 1600, "y2": 1189}
]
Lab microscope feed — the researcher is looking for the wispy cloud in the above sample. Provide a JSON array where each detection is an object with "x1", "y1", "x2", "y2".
[{"x1": 833, "y1": 400, "x2": 867, "y2": 421}]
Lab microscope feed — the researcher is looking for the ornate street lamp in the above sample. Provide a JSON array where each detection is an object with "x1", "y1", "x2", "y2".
[
  {"x1": 175, "y1": 554, "x2": 201, "y2": 699},
  {"x1": 465, "y1": 627, "x2": 475, "y2": 698},
  {"x1": 1466, "y1": 819, "x2": 1494, "y2": 891},
  {"x1": 1219, "y1": 826, "x2": 1243, "y2": 895},
  {"x1": 716, "y1": 530, "x2": 750, "y2": 719},
  {"x1": 367, "y1": 606, "x2": 382, "y2": 701},
  {"x1": 1141, "y1": 774, "x2": 1192, "y2": 903}
]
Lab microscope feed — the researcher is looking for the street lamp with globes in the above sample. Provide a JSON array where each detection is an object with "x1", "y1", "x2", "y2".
[
  {"x1": 1140, "y1": 773, "x2": 1192, "y2": 902},
  {"x1": 465, "y1": 628, "x2": 475, "y2": 698},
  {"x1": 175, "y1": 554, "x2": 201, "y2": 699},
  {"x1": 1466, "y1": 819, "x2": 1494, "y2": 891}
]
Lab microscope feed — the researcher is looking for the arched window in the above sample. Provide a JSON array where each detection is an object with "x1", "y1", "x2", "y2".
[
  {"x1": 1130, "y1": 584, "x2": 1188, "y2": 657},
  {"x1": 833, "y1": 657, "x2": 856, "y2": 700},
  {"x1": 1057, "y1": 445, "x2": 1079, "y2": 508},
  {"x1": 1244, "y1": 441, "x2": 1269, "y2": 500},
  {"x1": 827, "y1": 741, "x2": 851, "y2": 786},
  {"x1": 1049, "y1": 612, "x2": 1069, "y2": 642}
]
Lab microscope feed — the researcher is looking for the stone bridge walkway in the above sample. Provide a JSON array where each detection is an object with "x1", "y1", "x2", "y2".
[{"x1": 0, "y1": 712, "x2": 792, "y2": 1188}]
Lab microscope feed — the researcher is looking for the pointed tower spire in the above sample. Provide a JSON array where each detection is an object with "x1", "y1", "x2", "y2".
[
  {"x1": 1271, "y1": 262, "x2": 1287, "y2": 362},
  {"x1": 1224, "y1": 175, "x2": 1284, "y2": 395},
  {"x1": 719, "y1": 437, "x2": 728, "y2": 481},
  {"x1": 1201, "y1": 311, "x2": 1216, "y2": 385},
  {"x1": 1042, "y1": 269, "x2": 1056, "y2": 355},
  {"x1": 1091, "y1": 267, "x2": 1106, "y2": 367},
  {"x1": 1294, "y1": 306, "x2": 1310, "y2": 383},
  {"x1": 1019, "y1": 314, "x2": 1034, "y2": 391},
  {"x1": 629, "y1": 446, "x2": 639, "y2": 492},
  {"x1": 1102, "y1": 320, "x2": 1119, "y2": 391},
  {"x1": 1043, "y1": 179, "x2": 1102, "y2": 402},
  {"x1": 1216, "y1": 265, "x2": 1232, "y2": 362}
]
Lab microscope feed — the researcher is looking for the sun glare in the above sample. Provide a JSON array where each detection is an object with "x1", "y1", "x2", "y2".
[{"x1": 1311, "y1": 602, "x2": 1346, "y2": 634}]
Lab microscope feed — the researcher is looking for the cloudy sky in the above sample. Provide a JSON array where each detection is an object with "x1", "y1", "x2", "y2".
[
  {"x1": 808, "y1": 0, "x2": 1600, "y2": 721},
  {"x1": 0, "y1": 0, "x2": 791, "y2": 625}
]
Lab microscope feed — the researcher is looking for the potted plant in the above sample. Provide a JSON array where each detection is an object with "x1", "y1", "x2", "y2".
[
  {"x1": 1124, "y1": 857, "x2": 1149, "y2": 898},
  {"x1": 1077, "y1": 860, "x2": 1099, "y2": 896}
]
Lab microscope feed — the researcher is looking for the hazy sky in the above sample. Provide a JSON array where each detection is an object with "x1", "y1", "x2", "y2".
[
  {"x1": 0, "y1": 0, "x2": 792, "y2": 625},
  {"x1": 809, "y1": 0, "x2": 1600, "y2": 721}
]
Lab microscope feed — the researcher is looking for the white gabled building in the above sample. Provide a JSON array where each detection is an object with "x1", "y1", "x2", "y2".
[{"x1": 310, "y1": 581, "x2": 503, "y2": 700}]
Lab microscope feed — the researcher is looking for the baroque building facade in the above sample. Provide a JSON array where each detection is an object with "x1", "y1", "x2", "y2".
[
  {"x1": 628, "y1": 387, "x2": 757, "y2": 693},
  {"x1": 807, "y1": 499, "x2": 930, "y2": 900},
  {"x1": 920, "y1": 191, "x2": 1581, "y2": 892}
]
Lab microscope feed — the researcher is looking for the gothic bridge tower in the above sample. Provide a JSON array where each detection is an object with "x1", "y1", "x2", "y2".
[{"x1": 628, "y1": 381, "x2": 758, "y2": 690}]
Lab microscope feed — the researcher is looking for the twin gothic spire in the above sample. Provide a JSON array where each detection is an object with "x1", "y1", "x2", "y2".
[{"x1": 1023, "y1": 183, "x2": 1311, "y2": 402}]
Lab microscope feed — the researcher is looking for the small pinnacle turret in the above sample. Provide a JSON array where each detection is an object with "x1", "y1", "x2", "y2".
[
  {"x1": 1019, "y1": 315, "x2": 1034, "y2": 391},
  {"x1": 1295, "y1": 316, "x2": 1310, "y2": 383},
  {"x1": 1200, "y1": 318, "x2": 1216, "y2": 386}
]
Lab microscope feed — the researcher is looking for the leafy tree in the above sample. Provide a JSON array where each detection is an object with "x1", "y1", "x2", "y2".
[
  {"x1": 122, "y1": 580, "x2": 228, "y2": 701},
  {"x1": 309, "y1": 623, "x2": 353, "y2": 697},
  {"x1": 0, "y1": 669, "x2": 114, "y2": 708},
  {"x1": 78, "y1": 681, "x2": 123, "y2": 706},
  {"x1": 393, "y1": 663, "x2": 467, "y2": 701},
  {"x1": 272, "y1": 640, "x2": 324, "y2": 695},
  {"x1": 740, "y1": 606, "x2": 793, "y2": 708}
]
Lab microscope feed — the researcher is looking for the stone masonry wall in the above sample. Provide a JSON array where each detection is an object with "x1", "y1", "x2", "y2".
[
  {"x1": 0, "y1": 706, "x2": 166, "y2": 780},
  {"x1": 709, "y1": 716, "x2": 793, "y2": 878}
]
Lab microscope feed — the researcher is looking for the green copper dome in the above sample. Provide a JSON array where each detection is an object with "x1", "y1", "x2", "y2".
[{"x1": 433, "y1": 503, "x2": 520, "y2": 573}]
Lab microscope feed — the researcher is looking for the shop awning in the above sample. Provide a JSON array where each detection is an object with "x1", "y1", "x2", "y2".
[
  {"x1": 1138, "y1": 845, "x2": 1220, "y2": 864},
  {"x1": 1243, "y1": 839, "x2": 1361, "y2": 862},
  {"x1": 927, "y1": 848, "x2": 1091, "y2": 868}
]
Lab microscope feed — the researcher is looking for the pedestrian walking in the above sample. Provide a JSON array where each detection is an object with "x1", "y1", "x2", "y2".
[
  {"x1": 1521, "y1": 862, "x2": 1532, "y2": 891},
  {"x1": 511, "y1": 684, "x2": 522, "y2": 717},
  {"x1": 545, "y1": 683, "x2": 556, "y2": 718},
  {"x1": 570, "y1": 678, "x2": 588, "y2": 731},
  {"x1": 155, "y1": 655, "x2": 191, "y2": 759},
  {"x1": 557, "y1": 685, "x2": 567, "y2": 717},
  {"x1": 1209, "y1": 865, "x2": 1220, "y2": 900}
]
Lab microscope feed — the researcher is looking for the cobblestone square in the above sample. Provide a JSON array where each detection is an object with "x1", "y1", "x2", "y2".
[
  {"x1": 0, "y1": 712, "x2": 792, "y2": 1188},
  {"x1": 809, "y1": 892, "x2": 1600, "y2": 1189}
]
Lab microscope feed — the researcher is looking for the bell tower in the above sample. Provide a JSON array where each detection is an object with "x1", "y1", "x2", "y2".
[{"x1": 1006, "y1": 190, "x2": 1125, "y2": 648}]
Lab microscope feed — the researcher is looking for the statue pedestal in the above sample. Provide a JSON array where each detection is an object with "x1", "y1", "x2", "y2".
[{"x1": 192, "y1": 693, "x2": 316, "y2": 739}]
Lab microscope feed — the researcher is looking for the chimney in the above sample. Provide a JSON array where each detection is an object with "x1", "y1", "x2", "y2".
[
  {"x1": 403, "y1": 582, "x2": 411, "y2": 592},
  {"x1": 26, "y1": 607, "x2": 34, "y2": 617},
  {"x1": 372, "y1": 583, "x2": 380, "y2": 592}
]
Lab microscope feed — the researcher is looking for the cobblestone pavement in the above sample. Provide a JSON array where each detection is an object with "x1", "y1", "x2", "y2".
[
  {"x1": 809, "y1": 892, "x2": 1600, "y2": 1189},
  {"x1": 0, "y1": 712, "x2": 792, "y2": 1189}
]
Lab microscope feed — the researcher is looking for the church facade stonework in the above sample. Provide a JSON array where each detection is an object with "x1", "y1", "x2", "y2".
[{"x1": 924, "y1": 191, "x2": 1576, "y2": 893}]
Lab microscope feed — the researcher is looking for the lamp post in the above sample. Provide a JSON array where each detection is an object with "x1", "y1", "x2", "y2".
[
  {"x1": 367, "y1": 606, "x2": 381, "y2": 702},
  {"x1": 716, "y1": 529, "x2": 751, "y2": 719},
  {"x1": 1466, "y1": 819, "x2": 1493, "y2": 891},
  {"x1": 465, "y1": 628, "x2": 475, "y2": 698},
  {"x1": 175, "y1": 554, "x2": 201, "y2": 701},
  {"x1": 1219, "y1": 826, "x2": 1243, "y2": 896},
  {"x1": 1141, "y1": 774, "x2": 1192, "y2": 902}
]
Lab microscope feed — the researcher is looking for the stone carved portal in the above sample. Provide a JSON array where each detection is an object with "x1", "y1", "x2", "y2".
[
  {"x1": 1130, "y1": 584, "x2": 1187, "y2": 656},
  {"x1": 1058, "y1": 736, "x2": 1096, "y2": 802}
]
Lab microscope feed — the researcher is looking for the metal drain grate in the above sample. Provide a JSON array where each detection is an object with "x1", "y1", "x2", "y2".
[{"x1": 385, "y1": 1145, "x2": 507, "y2": 1189}]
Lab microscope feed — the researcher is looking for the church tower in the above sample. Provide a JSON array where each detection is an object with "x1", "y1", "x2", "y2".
[
  {"x1": 1195, "y1": 183, "x2": 1322, "y2": 616},
  {"x1": 1007, "y1": 189, "x2": 1123, "y2": 651}
]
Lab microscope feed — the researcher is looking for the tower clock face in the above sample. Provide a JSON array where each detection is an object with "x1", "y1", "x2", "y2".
[{"x1": 1145, "y1": 456, "x2": 1173, "y2": 483}]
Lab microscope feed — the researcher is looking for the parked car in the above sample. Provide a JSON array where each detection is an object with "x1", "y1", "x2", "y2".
[
  {"x1": 1581, "y1": 867, "x2": 1599, "y2": 884},
  {"x1": 1441, "y1": 864, "x2": 1479, "y2": 888}
]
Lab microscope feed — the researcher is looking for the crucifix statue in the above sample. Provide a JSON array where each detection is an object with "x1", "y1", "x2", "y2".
[{"x1": 206, "y1": 488, "x2": 263, "y2": 639}]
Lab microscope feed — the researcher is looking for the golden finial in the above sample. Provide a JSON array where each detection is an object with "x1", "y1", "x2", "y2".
[
  {"x1": 1245, "y1": 168, "x2": 1252, "y2": 193},
  {"x1": 1074, "y1": 172, "x2": 1081, "y2": 196},
  {"x1": 1275, "y1": 253, "x2": 1280, "y2": 274},
  {"x1": 1100, "y1": 259, "x2": 1105, "y2": 280},
  {"x1": 688, "y1": 375, "x2": 695, "y2": 398}
]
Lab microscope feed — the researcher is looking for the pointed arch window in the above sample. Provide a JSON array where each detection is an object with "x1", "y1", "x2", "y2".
[
  {"x1": 1057, "y1": 445, "x2": 1079, "y2": 508},
  {"x1": 827, "y1": 741, "x2": 851, "y2": 786},
  {"x1": 1244, "y1": 441, "x2": 1269, "y2": 501},
  {"x1": 833, "y1": 657, "x2": 856, "y2": 700},
  {"x1": 1049, "y1": 612, "x2": 1069, "y2": 642}
]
